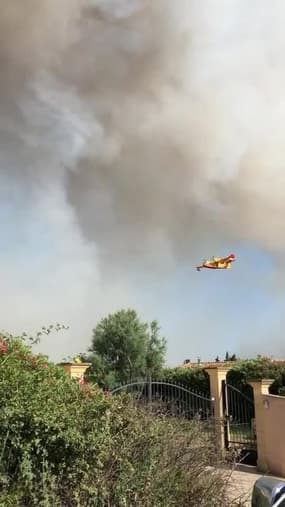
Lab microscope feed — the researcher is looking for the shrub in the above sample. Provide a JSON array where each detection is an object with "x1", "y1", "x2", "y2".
[
  {"x1": 0, "y1": 334, "x2": 233, "y2": 506},
  {"x1": 161, "y1": 367, "x2": 210, "y2": 395},
  {"x1": 162, "y1": 359, "x2": 285, "y2": 398},
  {"x1": 227, "y1": 357, "x2": 285, "y2": 396}
]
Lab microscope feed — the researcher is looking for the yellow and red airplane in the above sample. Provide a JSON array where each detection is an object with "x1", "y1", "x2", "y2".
[{"x1": 196, "y1": 253, "x2": 236, "y2": 272}]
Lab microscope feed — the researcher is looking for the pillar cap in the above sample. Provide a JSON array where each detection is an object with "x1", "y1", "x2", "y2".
[
  {"x1": 248, "y1": 378, "x2": 274, "y2": 387},
  {"x1": 58, "y1": 362, "x2": 92, "y2": 366},
  {"x1": 248, "y1": 379, "x2": 275, "y2": 396},
  {"x1": 204, "y1": 364, "x2": 232, "y2": 373}
]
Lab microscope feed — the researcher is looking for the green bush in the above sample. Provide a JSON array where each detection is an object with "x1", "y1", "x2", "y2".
[
  {"x1": 227, "y1": 357, "x2": 285, "y2": 396},
  {"x1": 0, "y1": 335, "x2": 232, "y2": 506},
  {"x1": 161, "y1": 367, "x2": 210, "y2": 396},
  {"x1": 162, "y1": 359, "x2": 285, "y2": 398}
]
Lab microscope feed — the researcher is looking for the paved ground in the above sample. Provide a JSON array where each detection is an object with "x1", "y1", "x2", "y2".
[
  {"x1": 228, "y1": 466, "x2": 285, "y2": 506},
  {"x1": 228, "y1": 468, "x2": 262, "y2": 505}
]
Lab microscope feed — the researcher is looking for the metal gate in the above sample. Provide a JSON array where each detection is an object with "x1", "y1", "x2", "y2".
[
  {"x1": 222, "y1": 380, "x2": 256, "y2": 450},
  {"x1": 111, "y1": 379, "x2": 214, "y2": 424}
]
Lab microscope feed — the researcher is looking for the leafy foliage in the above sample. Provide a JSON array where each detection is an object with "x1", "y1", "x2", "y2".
[
  {"x1": 145, "y1": 320, "x2": 166, "y2": 374},
  {"x1": 227, "y1": 357, "x2": 285, "y2": 396},
  {"x1": 161, "y1": 367, "x2": 210, "y2": 396},
  {"x1": 0, "y1": 332, "x2": 232, "y2": 506},
  {"x1": 160, "y1": 358, "x2": 285, "y2": 399},
  {"x1": 86, "y1": 309, "x2": 167, "y2": 387}
]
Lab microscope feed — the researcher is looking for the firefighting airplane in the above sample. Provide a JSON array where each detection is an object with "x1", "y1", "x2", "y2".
[{"x1": 196, "y1": 253, "x2": 236, "y2": 272}]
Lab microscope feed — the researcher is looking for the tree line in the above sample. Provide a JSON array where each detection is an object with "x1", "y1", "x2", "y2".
[{"x1": 79, "y1": 308, "x2": 285, "y2": 396}]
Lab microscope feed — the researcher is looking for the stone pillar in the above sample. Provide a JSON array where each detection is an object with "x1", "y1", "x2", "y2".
[
  {"x1": 59, "y1": 362, "x2": 91, "y2": 382},
  {"x1": 248, "y1": 379, "x2": 274, "y2": 473},
  {"x1": 205, "y1": 365, "x2": 231, "y2": 449}
]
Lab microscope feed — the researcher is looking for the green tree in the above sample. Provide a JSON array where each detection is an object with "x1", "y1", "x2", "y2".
[
  {"x1": 145, "y1": 320, "x2": 166, "y2": 377},
  {"x1": 225, "y1": 351, "x2": 237, "y2": 361},
  {"x1": 87, "y1": 309, "x2": 166, "y2": 387},
  {"x1": 82, "y1": 354, "x2": 118, "y2": 388}
]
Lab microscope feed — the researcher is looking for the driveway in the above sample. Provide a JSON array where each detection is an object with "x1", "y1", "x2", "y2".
[{"x1": 228, "y1": 466, "x2": 285, "y2": 506}]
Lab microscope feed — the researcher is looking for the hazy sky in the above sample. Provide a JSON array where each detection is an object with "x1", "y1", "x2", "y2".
[{"x1": 1, "y1": 0, "x2": 285, "y2": 365}]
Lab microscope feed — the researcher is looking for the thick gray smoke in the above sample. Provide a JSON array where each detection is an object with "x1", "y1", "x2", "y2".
[{"x1": 1, "y1": 0, "x2": 285, "y2": 360}]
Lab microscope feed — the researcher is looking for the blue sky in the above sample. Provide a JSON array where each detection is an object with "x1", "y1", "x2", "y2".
[
  {"x1": 0, "y1": 203, "x2": 279, "y2": 365},
  {"x1": 123, "y1": 243, "x2": 283, "y2": 366},
  {"x1": 0, "y1": 190, "x2": 283, "y2": 366}
]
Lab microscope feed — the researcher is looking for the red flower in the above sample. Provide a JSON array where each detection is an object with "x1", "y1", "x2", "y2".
[{"x1": 0, "y1": 339, "x2": 8, "y2": 355}]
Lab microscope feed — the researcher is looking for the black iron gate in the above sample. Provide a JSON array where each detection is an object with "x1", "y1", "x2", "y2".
[
  {"x1": 222, "y1": 380, "x2": 256, "y2": 450},
  {"x1": 111, "y1": 379, "x2": 214, "y2": 424}
]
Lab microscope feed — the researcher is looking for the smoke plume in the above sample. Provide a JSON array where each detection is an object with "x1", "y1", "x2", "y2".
[{"x1": 1, "y1": 0, "x2": 285, "y2": 361}]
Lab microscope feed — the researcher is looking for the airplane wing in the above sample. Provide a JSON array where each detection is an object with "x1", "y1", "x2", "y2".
[
  {"x1": 219, "y1": 255, "x2": 235, "y2": 263},
  {"x1": 218, "y1": 256, "x2": 229, "y2": 263}
]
